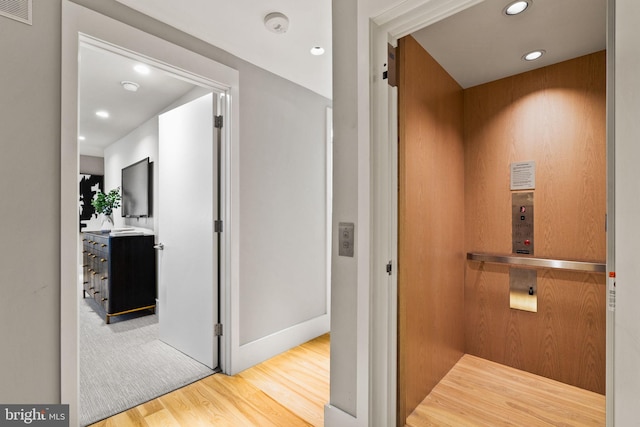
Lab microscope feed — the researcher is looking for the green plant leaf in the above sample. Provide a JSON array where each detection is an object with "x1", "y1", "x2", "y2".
[{"x1": 91, "y1": 187, "x2": 121, "y2": 215}]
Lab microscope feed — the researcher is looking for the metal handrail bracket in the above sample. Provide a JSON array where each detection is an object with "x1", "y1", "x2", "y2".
[{"x1": 466, "y1": 253, "x2": 606, "y2": 273}]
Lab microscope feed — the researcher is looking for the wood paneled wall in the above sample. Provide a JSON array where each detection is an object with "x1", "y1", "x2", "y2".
[
  {"x1": 397, "y1": 35, "x2": 466, "y2": 426},
  {"x1": 464, "y1": 51, "x2": 607, "y2": 394}
]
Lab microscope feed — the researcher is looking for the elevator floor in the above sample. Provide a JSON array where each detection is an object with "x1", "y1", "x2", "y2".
[{"x1": 406, "y1": 354, "x2": 605, "y2": 426}]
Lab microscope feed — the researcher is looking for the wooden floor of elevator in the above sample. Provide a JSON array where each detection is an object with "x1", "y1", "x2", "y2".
[{"x1": 406, "y1": 354, "x2": 605, "y2": 427}]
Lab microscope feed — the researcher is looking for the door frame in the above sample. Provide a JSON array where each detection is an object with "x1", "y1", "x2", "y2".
[
  {"x1": 60, "y1": 2, "x2": 239, "y2": 425},
  {"x1": 368, "y1": 0, "x2": 614, "y2": 425}
]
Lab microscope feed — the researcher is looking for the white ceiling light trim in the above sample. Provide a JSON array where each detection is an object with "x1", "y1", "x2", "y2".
[
  {"x1": 264, "y1": 12, "x2": 289, "y2": 34},
  {"x1": 503, "y1": 0, "x2": 531, "y2": 16},
  {"x1": 310, "y1": 46, "x2": 325, "y2": 56},
  {"x1": 523, "y1": 49, "x2": 545, "y2": 61},
  {"x1": 95, "y1": 110, "x2": 110, "y2": 118}
]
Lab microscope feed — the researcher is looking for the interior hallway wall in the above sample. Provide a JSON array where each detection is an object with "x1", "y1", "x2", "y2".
[
  {"x1": 0, "y1": 0, "x2": 330, "y2": 407},
  {"x1": 328, "y1": 0, "x2": 360, "y2": 418},
  {"x1": 464, "y1": 51, "x2": 607, "y2": 394},
  {"x1": 0, "y1": 0, "x2": 61, "y2": 403},
  {"x1": 397, "y1": 35, "x2": 466, "y2": 425},
  {"x1": 614, "y1": 0, "x2": 640, "y2": 422}
]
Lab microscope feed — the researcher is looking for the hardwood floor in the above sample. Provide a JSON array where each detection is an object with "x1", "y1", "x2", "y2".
[
  {"x1": 406, "y1": 354, "x2": 606, "y2": 427},
  {"x1": 89, "y1": 335, "x2": 604, "y2": 427},
  {"x1": 88, "y1": 334, "x2": 329, "y2": 427},
  {"x1": 238, "y1": 334, "x2": 329, "y2": 427}
]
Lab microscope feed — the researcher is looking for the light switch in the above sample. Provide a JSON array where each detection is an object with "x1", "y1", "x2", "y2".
[{"x1": 339, "y1": 222, "x2": 354, "y2": 257}]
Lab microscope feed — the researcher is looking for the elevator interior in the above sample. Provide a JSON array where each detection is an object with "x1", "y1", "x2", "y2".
[{"x1": 396, "y1": 6, "x2": 607, "y2": 424}]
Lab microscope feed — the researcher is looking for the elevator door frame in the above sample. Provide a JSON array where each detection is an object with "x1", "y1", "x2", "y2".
[{"x1": 368, "y1": 1, "x2": 615, "y2": 426}]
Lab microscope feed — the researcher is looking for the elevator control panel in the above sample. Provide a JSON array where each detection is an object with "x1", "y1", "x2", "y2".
[{"x1": 512, "y1": 192, "x2": 534, "y2": 255}]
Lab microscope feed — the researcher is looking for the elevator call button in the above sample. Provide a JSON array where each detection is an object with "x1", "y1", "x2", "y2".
[{"x1": 339, "y1": 222, "x2": 355, "y2": 257}]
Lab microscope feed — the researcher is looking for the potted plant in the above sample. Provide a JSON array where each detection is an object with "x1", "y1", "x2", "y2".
[{"x1": 91, "y1": 187, "x2": 121, "y2": 231}]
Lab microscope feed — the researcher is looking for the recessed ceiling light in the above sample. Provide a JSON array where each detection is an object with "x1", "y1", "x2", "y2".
[
  {"x1": 121, "y1": 81, "x2": 140, "y2": 92},
  {"x1": 310, "y1": 46, "x2": 325, "y2": 56},
  {"x1": 504, "y1": 0, "x2": 531, "y2": 16},
  {"x1": 134, "y1": 64, "x2": 150, "y2": 75},
  {"x1": 522, "y1": 49, "x2": 545, "y2": 61},
  {"x1": 96, "y1": 110, "x2": 110, "y2": 119},
  {"x1": 78, "y1": 136, "x2": 86, "y2": 141}
]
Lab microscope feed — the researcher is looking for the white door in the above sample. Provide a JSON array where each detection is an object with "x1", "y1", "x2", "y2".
[{"x1": 158, "y1": 92, "x2": 218, "y2": 369}]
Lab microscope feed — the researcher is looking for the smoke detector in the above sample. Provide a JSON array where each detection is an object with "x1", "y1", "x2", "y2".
[
  {"x1": 264, "y1": 12, "x2": 289, "y2": 34},
  {"x1": 121, "y1": 81, "x2": 140, "y2": 92}
]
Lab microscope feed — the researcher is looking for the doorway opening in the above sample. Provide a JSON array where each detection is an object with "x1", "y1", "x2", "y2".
[
  {"x1": 76, "y1": 39, "x2": 229, "y2": 425},
  {"x1": 61, "y1": 3, "x2": 239, "y2": 425},
  {"x1": 368, "y1": 0, "x2": 611, "y2": 425},
  {"x1": 396, "y1": 35, "x2": 606, "y2": 426}
]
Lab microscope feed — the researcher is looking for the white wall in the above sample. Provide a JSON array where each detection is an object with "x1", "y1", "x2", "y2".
[
  {"x1": 328, "y1": 0, "x2": 360, "y2": 418},
  {"x1": 326, "y1": 1, "x2": 372, "y2": 424},
  {"x1": 239, "y1": 66, "x2": 330, "y2": 347},
  {"x1": 0, "y1": 0, "x2": 61, "y2": 404},
  {"x1": 614, "y1": 0, "x2": 640, "y2": 424}
]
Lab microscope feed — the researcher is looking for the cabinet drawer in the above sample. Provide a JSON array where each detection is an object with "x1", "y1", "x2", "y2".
[{"x1": 99, "y1": 276, "x2": 110, "y2": 311}]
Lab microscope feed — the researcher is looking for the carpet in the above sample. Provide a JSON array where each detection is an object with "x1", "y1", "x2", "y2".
[{"x1": 79, "y1": 298, "x2": 213, "y2": 426}]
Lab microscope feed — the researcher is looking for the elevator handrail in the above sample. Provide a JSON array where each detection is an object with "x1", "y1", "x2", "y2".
[{"x1": 467, "y1": 252, "x2": 606, "y2": 273}]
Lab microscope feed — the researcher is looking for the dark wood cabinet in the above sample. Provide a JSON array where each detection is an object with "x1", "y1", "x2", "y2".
[{"x1": 82, "y1": 231, "x2": 156, "y2": 323}]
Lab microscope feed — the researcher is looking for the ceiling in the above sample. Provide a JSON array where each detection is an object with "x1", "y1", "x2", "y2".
[
  {"x1": 411, "y1": 0, "x2": 606, "y2": 89},
  {"x1": 79, "y1": 0, "x2": 606, "y2": 156},
  {"x1": 79, "y1": 44, "x2": 197, "y2": 156},
  {"x1": 114, "y1": 0, "x2": 332, "y2": 99}
]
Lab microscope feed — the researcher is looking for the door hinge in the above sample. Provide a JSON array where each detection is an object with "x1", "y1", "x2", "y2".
[
  {"x1": 386, "y1": 261, "x2": 393, "y2": 275},
  {"x1": 214, "y1": 220, "x2": 223, "y2": 233},
  {"x1": 214, "y1": 323, "x2": 223, "y2": 337},
  {"x1": 214, "y1": 115, "x2": 223, "y2": 128}
]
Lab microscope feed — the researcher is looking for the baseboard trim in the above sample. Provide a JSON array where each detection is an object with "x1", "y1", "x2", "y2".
[
  {"x1": 230, "y1": 313, "x2": 329, "y2": 374},
  {"x1": 324, "y1": 404, "x2": 361, "y2": 427}
]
